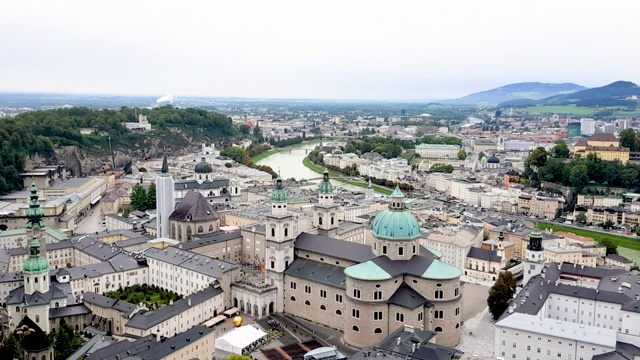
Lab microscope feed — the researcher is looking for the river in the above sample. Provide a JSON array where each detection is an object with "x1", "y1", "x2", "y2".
[{"x1": 256, "y1": 141, "x2": 363, "y2": 192}]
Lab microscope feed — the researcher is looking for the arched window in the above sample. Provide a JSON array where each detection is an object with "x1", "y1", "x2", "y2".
[
  {"x1": 284, "y1": 228, "x2": 288, "y2": 237},
  {"x1": 271, "y1": 228, "x2": 275, "y2": 237},
  {"x1": 352, "y1": 325, "x2": 359, "y2": 332},
  {"x1": 197, "y1": 226, "x2": 203, "y2": 233},
  {"x1": 186, "y1": 226, "x2": 192, "y2": 241},
  {"x1": 318, "y1": 217, "x2": 323, "y2": 225},
  {"x1": 374, "y1": 328, "x2": 382, "y2": 334},
  {"x1": 305, "y1": 300, "x2": 311, "y2": 306},
  {"x1": 320, "y1": 305, "x2": 326, "y2": 310},
  {"x1": 373, "y1": 291, "x2": 382, "y2": 300},
  {"x1": 177, "y1": 225, "x2": 182, "y2": 241},
  {"x1": 15, "y1": 306, "x2": 19, "y2": 313},
  {"x1": 290, "y1": 296, "x2": 296, "y2": 301},
  {"x1": 336, "y1": 309, "x2": 342, "y2": 315},
  {"x1": 455, "y1": 323, "x2": 460, "y2": 329},
  {"x1": 171, "y1": 224, "x2": 176, "y2": 239},
  {"x1": 209, "y1": 225, "x2": 214, "y2": 232},
  {"x1": 353, "y1": 289, "x2": 361, "y2": 299},
  {"x1": 434, "y1": 326, "x2": 443, "y2": 333},
  {"x1": 35, "y1": 277, "x2": 38, "y2": 283},
  {"x1": 42, "y1": 355, "x2": 46, "y2": 360},
  {"x1": 435, "y1": 290, "x2": 443, "y2": 299},
  {"x1": 35, "y1": 315, "x2": 40, "y2": 323},
  {"x1": 55, "y1": 302, "x2": 59, "y2": 308}
]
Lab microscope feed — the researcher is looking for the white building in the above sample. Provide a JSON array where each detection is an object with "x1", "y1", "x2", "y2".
[
  {"x1": 581, "y1": 118, "x2": 596, "y2": 135},
  {"x1": 156, "y1": 155, "x2": 175, "y2": 239},
  {"x1": 414, "y1": 144, "x2": 460, "y2": 159}
]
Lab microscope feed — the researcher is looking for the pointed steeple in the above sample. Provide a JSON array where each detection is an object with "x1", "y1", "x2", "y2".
[
  {"x1": 25, "y1": 183, "x2": 45, "y2": 231},
  {"x1": 161, "y1": 154, "x2": 169, "y2": 175}
]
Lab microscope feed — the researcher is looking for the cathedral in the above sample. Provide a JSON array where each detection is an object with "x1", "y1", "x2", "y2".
[{"x1": 152, "y1": 157, "x2": 464, "y2": 349}]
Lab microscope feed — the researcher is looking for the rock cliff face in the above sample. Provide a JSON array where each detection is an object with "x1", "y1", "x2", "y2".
[{"x1": 55, "y1": 140, "x2": 206, "y2": 175}]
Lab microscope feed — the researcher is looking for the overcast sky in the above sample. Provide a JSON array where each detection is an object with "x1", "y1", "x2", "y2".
[{"x1": 1, "y1": 0, "x2": 639, "y2": 100}]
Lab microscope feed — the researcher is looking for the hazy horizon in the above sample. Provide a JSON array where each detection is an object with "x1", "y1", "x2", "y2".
[{"x1": 1, "y1": 0, "x2": 639, "y2": 101}]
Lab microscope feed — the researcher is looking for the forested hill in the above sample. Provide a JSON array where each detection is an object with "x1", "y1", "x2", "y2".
[{"x1": 0, "y1": 106, "x2": 238, "y2": 195}]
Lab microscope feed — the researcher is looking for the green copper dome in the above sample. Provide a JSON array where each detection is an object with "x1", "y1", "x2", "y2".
[
  {"x1": 318, "y1": 169, "x2": 333, "y2": 194},
  {"x1": 372, "y1": 186, "x2": 420, "y2": 240},
  {"x1": 23, "y1": 238, "x2": 49, "y2": 274},
  {"x1": 271, "y1": 177, "x2": 288, "y2": 202}
]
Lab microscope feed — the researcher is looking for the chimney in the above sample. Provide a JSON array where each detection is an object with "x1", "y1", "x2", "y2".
[
  {"x1": 411, "y1": 343, "x2": 416, "y2": 354},
  {"x1": 396, "y1": 337, "x2": 401, "y2": 346},
  {"x1": 403, "y1": 324, "x2": 414, "y2": 333},
  {"x1": 169, "y1": 299, "x2": 173, "y2": 306},
  {"x1": 188, "y1": 298, "x2": 192, "y2": 306}
]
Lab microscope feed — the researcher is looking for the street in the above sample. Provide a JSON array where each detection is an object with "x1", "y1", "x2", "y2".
[{"x1": 74, "y1": 203, "x2": 105, "y2": 235}]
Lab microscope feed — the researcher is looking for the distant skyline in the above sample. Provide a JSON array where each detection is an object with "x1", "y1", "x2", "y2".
[{"x1": 1, "y1": 0, "x2": 639, "y2": 101}]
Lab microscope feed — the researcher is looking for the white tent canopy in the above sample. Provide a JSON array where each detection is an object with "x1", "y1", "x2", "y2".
[{"x1": 215, "y1": 325, "x2": 267, "y2": 355}]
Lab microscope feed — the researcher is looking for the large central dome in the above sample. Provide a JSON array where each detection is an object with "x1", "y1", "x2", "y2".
[{"x1": 371, "y1": 186, "x2": 420, "y2": 240}]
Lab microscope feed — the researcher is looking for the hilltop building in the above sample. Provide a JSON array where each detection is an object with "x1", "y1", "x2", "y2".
[{"x1": 574, "y1": 133, "x2": 630, "y2": 163}]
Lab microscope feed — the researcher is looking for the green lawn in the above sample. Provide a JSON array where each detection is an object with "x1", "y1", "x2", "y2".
[
  {"x1": 303, "y1": 156, "x2": 393, "y2": 195},
  {"x1": 104, "y1": 284, "x2": 181, "y2": 310},
  {"x1": 251, "y1": 148, "x2": 279, "y2": 163},
  {"x1": 618, "y1": 247, "x2": 640, "y2": 266},
  {"x1": 536, "y1": 223, "x2": 640, "y2": 251}
]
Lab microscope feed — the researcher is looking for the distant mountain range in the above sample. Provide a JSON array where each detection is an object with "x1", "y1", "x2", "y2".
[
  {"x1": 443, "y1": 82, "x2": 587, "y2": 105},
  {"x1": 498, "y1": 81, "x2": 640, "y2": 108}
]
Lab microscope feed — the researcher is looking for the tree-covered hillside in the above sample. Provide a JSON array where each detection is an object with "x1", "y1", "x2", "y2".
[{"x1": 0, "y1": 106, "x2": 239, "y2": 195}]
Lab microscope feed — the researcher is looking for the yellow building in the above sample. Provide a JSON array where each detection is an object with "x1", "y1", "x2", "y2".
[{"x1": 575, "y1": 133, "x2": 630, "y2": 163}]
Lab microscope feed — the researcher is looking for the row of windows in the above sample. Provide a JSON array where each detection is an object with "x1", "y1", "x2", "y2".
[{"x1": 351, "y1": 325, "x2": 444, "y2": 333}]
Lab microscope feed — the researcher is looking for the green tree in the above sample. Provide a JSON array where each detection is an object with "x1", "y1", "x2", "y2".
[
  {"x1": 525, "y1": 147, "x2": 549, "y2": 168},
  {"x1": 130, "y1": 185, "x2": 148, "y2": 212},
  {"x1": 54, "y1": 323, "x2": 83, "y2": 359},
  {"x1": 575, "y1": 212, "x2": 587, "y2": 224},
  {"x1": 478, "y1": 151, "x2": 486, "y2": 159},
  {"x1": 457, "y1": 149, "x2": 467, "y2": 160},
  {"x1": 487, "y1": 272, "x2": 517, "y2": 320},
  {"x1": 599, "y1": 238, "x2": 618, "y2": 255},
  {"x1": 220, "y1": 147, "x2": 248, "y2": 163},
  {"x1": 227, "y1": 355, "x2": 252, "y2": 360},
  {"x1": 551, "y1": 140, "x2": 570, "y2": 158},
  {"x1": 239, "y1": 124, "x2": 251, "y2": 135},
  {"x1": 253, "y1": 124, "x2": 264, "y2": 143},
  {"x1": 620, "y1": 167, "x2": 639, "y2": 188},
  {"x1": 146, "y1": 183, "x2": 157, "y2": 211},
  {"x1": 602, "y1": 220, "x2": 615, "y2": 230},
  {"x1": 0, "y1": 333, "x2": 19, "y2": 360},
  {"x1": 569, "y1": 163, "x2": 589, "y2": 190},
  {"x1": 429, "y1": 163, "x2": 454, "y2": 173},
  {"x1": 619, "y1": 128, "x2": 638, "y2": 151}
]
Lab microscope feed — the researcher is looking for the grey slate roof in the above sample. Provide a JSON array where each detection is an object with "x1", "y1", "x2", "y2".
[
  {"x1": 606, "y1": 254, "x2": 633, "y2": 264},
  {"x1": 370, "y1": 254, "x2": 437, "y2": 279},
  {"x1": 174, "y1": 178, "x2": 229, "y2": 190},
  {"x1": 144, "y1": 247, "x2": 237, "y2": 278},
  {"x1": 284, "y1": 258, "x2": 347, "y2": 289},
  {"x1": 6, "y1": 282, "x2": 68, "y2": 305},
  {"x1": 82, "y1": 292, "x2": 138, "y2": 317},
  {"x1": 387, "y1": 283, "x2": 430, "y2": 309},
  {"x1": 49, "y1": 303, "x2": 91, "y2": 318},
  {"x1": 125, "y1": 286, "x2": 223, "y2": 330},
  {"x1": 88, "y1": 326, "x2": 214, "y2": 360},
  {"x1": 294, "y1": 232, "x2": 375, "y2": 263},
  {"x1": 467, "y1": 247, "x2": 502, "y2": 262},
  {"x1": 184, "y1": 230, "x2": 243, "y2": 249},
  {"x1": 169, "y1": 190, "x2": 219, "y2": 221}
]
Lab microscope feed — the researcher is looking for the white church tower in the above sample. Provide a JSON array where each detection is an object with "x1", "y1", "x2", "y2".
[
  {"x1": 523, "y1": 230, "x2": 545, "y2": 284},
  {"x1": 315, "y1": 169, "x2": 339, "y2": 237},
  {"x1": 265, "y1": 176, "x2": 294, "y2": 313},
  {"x1": 156, "y1": 155, "x2": 175, "y2": 239}
]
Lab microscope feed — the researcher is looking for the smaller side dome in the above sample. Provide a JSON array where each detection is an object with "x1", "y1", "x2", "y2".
[
  {"x1": 318, "y1": 169, "x2": 333, "y2": 194},
  {"x1": 271, "y1": 177, "x2": 288, "y2": 202},
  {"x1": 23, "y1": 238, "x2": 49, "y2": 274},
  {"x1": 487, "y1": 155, "x2": 500, "y2": 163},
  {"x1": 194, "y1": 157, "x2": 213, "y2": 174}
]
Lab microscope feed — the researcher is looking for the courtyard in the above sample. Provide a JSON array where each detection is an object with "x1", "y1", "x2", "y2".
[{"x1": 104, "y1": 284, "x2": 182, "y2": 310}]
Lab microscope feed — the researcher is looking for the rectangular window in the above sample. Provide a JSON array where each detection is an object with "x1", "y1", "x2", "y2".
[
  {"x1": 320, "y1": 290, "x2": 327, "y2": 298},
  {"x1": 373, "y1": 311, "x2": 383, "y2": 321},
  {"x1": 353, "y1": 289, "x2": 361, "y2": 299},
  {"x1": 398, "y1": 247, "x2": 404, "y2": 256},
  {"x1": 418, "y1": 312, "x2": 423, "y2": 322},
  {"x1": 305, "y1": 285, "x2": 311, "y2": 294},
  {"x1": 290, "y1": 282, "x2": 296, "y2": 290},
  {"x1": 336, "y1": 294, "x2": 343, "y2": 303},
  {"x1": 434, "y1": 310, "x2": 443, "y2": 319},
  {"x1": 352, "y1": 309, "x2": 360, "y2": 319},
  {"x1": 395, "y1": 312, "x2": 404, "y2": 322},
  {"x1": 374, "y1": 291, "x2": 382, "y2": 300},
  {"x1": 382, "y1": 245, "x2": 387, "y2": 254}
]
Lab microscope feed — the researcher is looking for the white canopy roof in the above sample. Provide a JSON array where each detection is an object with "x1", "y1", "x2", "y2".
[{"x1": 215, "y1": 325, "x2": 267, "y2": 354}]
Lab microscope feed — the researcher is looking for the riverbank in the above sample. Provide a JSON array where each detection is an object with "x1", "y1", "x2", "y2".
[
  {"x1": 251, "y1": 139, "x2": 322, "y2": 163},
  {"x1": 303, "y1": 156, "x2": 393, "y2": 195}
]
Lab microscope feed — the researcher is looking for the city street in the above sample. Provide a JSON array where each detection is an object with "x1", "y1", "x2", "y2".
[{"x1": 74, "y1": 202, "x2": 105, "y2": 235}]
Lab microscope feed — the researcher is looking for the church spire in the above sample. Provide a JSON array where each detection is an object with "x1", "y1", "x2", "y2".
[
  {"x1": 25, "y1": 183, "x2": 45, "y2": 232},
  {"x1": 161, "y1": 154, "x2": 169, "y2": 175}
]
